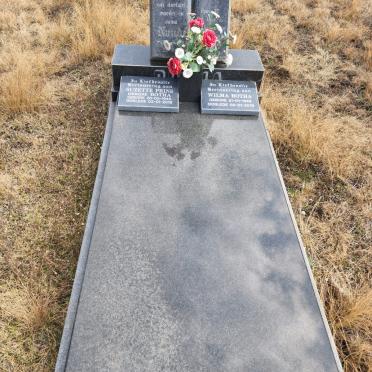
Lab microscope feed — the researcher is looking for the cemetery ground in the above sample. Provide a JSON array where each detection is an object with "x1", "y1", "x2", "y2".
[{"x1": 0, "y1": 0, "x2": 371, "y2": 371}]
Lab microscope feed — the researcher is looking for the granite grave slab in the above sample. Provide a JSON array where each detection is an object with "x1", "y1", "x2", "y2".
[
  {"x1": 150, "y1": 0, "x2": 192, "y2": 61},
  {"x1": 118, "y1": 76, "x2": 179, "y2": 113},
  {"x1": 56, "y1": 102, "x2": 342, "y2": 372},
  {"x1": 201, "y1": 79, "x2": 260, "y2": 115}
]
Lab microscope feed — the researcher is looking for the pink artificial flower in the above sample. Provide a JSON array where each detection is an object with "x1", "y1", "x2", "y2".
[
  {"x1": 167, "y1": 57, "x2": 182, "y2": 77},
  {"x1": 189, "y1": 17, "x2": 204, "y2": 28},
  {"x1": 202, "y1": 29, "x2": 217, "y2": 48}
]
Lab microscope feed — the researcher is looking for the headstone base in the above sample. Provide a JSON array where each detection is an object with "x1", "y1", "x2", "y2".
[{"x1": 111, "y1": 45, "x2": 265, "y2": 103}]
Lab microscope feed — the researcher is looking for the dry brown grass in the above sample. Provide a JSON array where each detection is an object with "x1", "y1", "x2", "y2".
[
  {"x1": 0, "y1": 0, "x2": 371, "y2": 371},
  {"x1": 0, "y1": 51, "x2": 53, "y2": 113},
  {"x1": 68, "y1": 0, "x2": 149, "y2": 61},
  {"x1": 233, "y1": 0, "x2": 262, "y2": 14}
]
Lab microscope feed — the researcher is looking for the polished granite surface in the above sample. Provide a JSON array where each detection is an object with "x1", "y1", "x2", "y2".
[{"x1": 65, "y1": 103, "x2": 340, "y2": 371}]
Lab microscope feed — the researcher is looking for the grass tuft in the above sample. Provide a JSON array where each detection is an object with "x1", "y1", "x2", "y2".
[
  {"x1": 232, "y1": 0, "x2": 262, "y2": 14},
  {"x1": 68, "y1": 0, "x2": 149, "y2": 61},
  {"x1": 0, "y1": 52, "x2": 49, "y2": 113}
]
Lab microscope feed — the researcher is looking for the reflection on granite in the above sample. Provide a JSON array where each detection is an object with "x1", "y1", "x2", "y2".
[
  {"x1": 150, "y1": 104, "x2": 218, "y2": 162},
  {"x1": 161, "y1": 122, "x2": 217, "y2": 162}
]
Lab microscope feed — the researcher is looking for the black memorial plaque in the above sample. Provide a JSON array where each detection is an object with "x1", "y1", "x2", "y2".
[
  {"x1": 201, "y1": 79, "x2": 260, "y2": 116},
  {"x1": 150, "y1": 0, "x2": 192, "y2": 61},
  {"x1": 118, "y1": 76, "x2": 179, "y2": 113},
  {"x1": 194, "y1": 0, "x2": 231, "y2": 59}
]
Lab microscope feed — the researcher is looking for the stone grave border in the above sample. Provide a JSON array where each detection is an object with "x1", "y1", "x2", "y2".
[{"x1": 55, "y1": 103, "x2": 115, "y2": 372}]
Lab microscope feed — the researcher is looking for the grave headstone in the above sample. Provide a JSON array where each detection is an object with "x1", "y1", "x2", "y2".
[
  {"x1": 201, "y1": 80, "x2": 260, "y2": 115},
  {"x1": 151, "y1": 0, "x2": 192, "y2": 61},
  {"x1": 194, "y1": 0, "x2": 231, "y2": 59},
  {"x1": 118, "y1": 76, "x2": 179, "y2": 113}
]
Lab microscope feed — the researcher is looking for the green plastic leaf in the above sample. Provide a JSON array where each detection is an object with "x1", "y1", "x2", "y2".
[
  {"x1": 185, "y1": 52, "x2": 193, "y2": 61},
  {"x1": 190, "y1": 62, "x2": 201, "y2": 72}
]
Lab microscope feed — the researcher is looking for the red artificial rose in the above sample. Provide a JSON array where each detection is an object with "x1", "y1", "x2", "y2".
[
  {"x1": 167, "y1": 57, "x2": 182, "y2": 77},
  {"x1": 189, "y1": 17, "x2": 204, "y2": 28},
  {"x1": 202, "y1": 29, "x2": 217, "y2": 48}
]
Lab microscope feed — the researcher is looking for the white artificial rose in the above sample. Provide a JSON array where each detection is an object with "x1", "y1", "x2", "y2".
[
  {"x1": 211, "y1": 11, "x2": 220, "y2": 18},
  {"x1": 196, "y1": 56, "x2": 204, "y2": 65},
  {"x1": 211, "y1": 57, "x2": 217, "y2": 65},
  {"x1": 191, "y1": 26, "x2": 201, "y2": 34},
  {"x1": 225, "y1": 53, "x2": 233, "y2": 66},
  {"x1": 175, "y1": 48, "x2": 185, "y2": 59},
  {"x1": 163, "y1": 40, "x2": 171, "y2": 51},
  {"x1": 183, "y1": 68, "x2": 193, "y2": 79},
  {"x1": 215, "y1": 23, "x2": 223, "y2": 33}
]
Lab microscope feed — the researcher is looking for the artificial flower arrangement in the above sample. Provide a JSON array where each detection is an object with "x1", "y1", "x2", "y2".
[{"x1": 165, "y1": 11, "x2": 236, "y2": 79}]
